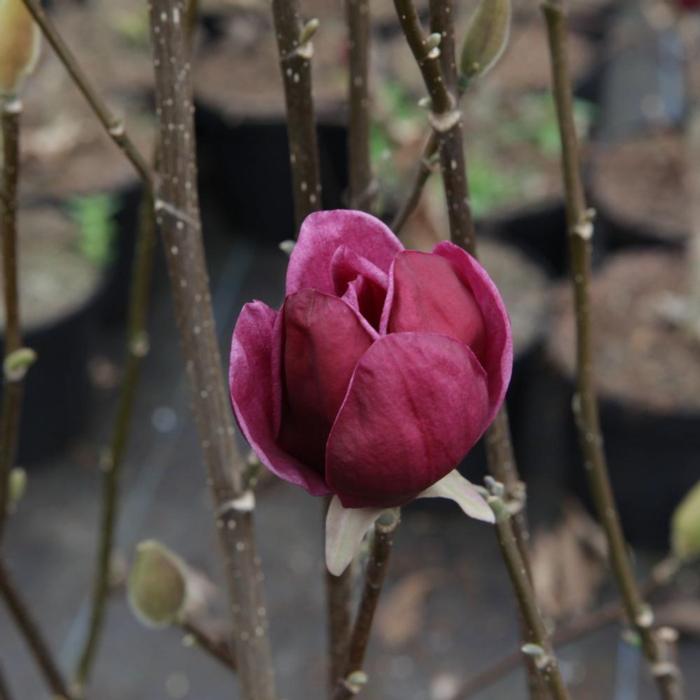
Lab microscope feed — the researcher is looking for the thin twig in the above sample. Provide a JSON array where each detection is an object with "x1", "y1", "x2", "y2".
[
  {"x1": 181, "y1": 618, "x2": 237, "y2": 672},
  {"x1": 450, "y1": 556, "x2": 680, "y2": 700},
  {"x1": 488, "y1": 494, "x2": 571, "y2": 700},
  {"x1": 74, "y1": 197, "x2": 157, "y2": 690},
  {"x1": 271, "y1": 0, "x2": 322, "y2": 229},
  {"x1": 0, "y1": 560, "x2": 73, "y2": 699},
  {"x1": 542, "y1": 2, "x2": 684, "y2": 698},
  {"x1": 332, "y1": 511, "x2": 399, "y2": 700},
  {"x1": 347, "y1": 0, "x2": 373, "y2": 210},
  {"x1": 147, "y1": 3, "x2": 276, "y2": 699},
  {"x1": 390, "y1": 131, "x2": 437, "y2": 234},
  {"x1": 18, "y1": 0, "x2": 153, "y2": 189},
  {"x1": 0, "y1": 98, "x2": 25, "y2": 544}
]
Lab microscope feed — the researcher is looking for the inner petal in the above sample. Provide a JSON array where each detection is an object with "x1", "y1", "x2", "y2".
[
  {"x1": 385, "y1": 251, "x2": 486, "y2": 360},
  {"x1": 277, "y1": 289, "x2": 374, "y2": 473}
]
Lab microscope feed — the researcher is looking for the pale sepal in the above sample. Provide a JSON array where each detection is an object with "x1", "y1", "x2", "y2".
[
  {"x1": 325, "y1": 495, "x2": 385, "y2": 576},
  {"x1": 419, "y1": 469, "x2": 495, "y2": 523}
]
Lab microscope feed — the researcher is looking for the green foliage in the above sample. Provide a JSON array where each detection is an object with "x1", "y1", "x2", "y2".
[
  {"x1": 114, "y1": 10, "x2": 150, "y2": 49},
  {"x1": 68, "y1": 193, "x2": 118, "y2": 267}
]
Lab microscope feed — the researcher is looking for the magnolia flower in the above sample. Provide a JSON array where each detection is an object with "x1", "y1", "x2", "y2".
[{"x1": 230, "y1": 211, "x2": 512, "y2": 573}]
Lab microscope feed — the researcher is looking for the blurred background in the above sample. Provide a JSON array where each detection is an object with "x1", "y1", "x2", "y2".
[{"x1": 1, "y1": 0, "x2": 700, "y2": 697}]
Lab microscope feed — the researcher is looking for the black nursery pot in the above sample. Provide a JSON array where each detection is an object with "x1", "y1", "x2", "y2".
[
  {"x1": 196, "y1": 109, "x2": 348, "y2": 243},
  {"x1": 556, "y1": 377, "x2": 700, "y2": 550},
  {"x1": 484, "y1": 199, "x2": 608, "y2": 278},
  {"x1": 0, "y1": 284, "x2": 102, "y2": 465}
]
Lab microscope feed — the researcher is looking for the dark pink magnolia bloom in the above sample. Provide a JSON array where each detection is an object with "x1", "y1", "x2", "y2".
[{"x1": 229, "y1": 211, "x2": 512, "y2": 509}]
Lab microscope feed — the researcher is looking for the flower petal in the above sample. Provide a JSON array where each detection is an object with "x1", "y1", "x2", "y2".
[
  {"x1": 433, "y1": 242, "x2": 513, "y2": 422},
  {"x1": 418, "y1": 470, "x2": 494, "y2": 523},
  {"x1": 229, "y1": 301, "x2": 330, "y2": 495},
  {"x1": 287, "y1": 210, "x2": 403, "y2": 296},
  {"x1": 381, "y1": 251, "x2": 486, "y2": 357},
  {"x1": 326, "y1": 332, "x2": 491, "y2": 508},
  {"x1": 325, "y1": 495, "x2": 384, "y2": 576},
  {"x1": 278, "y1": 290, "x2": 374, "y2": 472}
]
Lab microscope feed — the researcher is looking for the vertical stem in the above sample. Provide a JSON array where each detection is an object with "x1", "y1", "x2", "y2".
[
  {"x1": 74, "y1": 197, "x2": 157, "y2": 690},
  {"x1": 271, "y1": 0, "x2": 322, "y2": 229},
  {"x1": 0, "y1": 98, "x2": 24, "y2": 544},
  {"x1": 393, "y1": 0, "x2": 475, "y2": 252},
  {"x1": 332, "y1": 512, "x2": 399, "y2": 700},
  {"x1": 347, "y1": 0, "x2": 373, "y2": 210},
  {"x1": 326, "y1": 496, "x2": 352, "y2": 695},
  {"x1": 147, "y1": 3, "x2": 276, "y2": 699},
  {"x1": 0, "y1": 560, "x2": 72, "y2": 699},
  {"x1": 394, "y1": 3, "x2": 546, "y2": 696},
  {"x1": 541, "y1": 2, "x2": 683, "y2": 699},
  {"x1": 489, "y1": 497, "x2": 571, "y2": 700}
]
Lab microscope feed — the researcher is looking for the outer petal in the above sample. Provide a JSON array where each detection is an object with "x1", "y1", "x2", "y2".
[
  {"x1": 381, "y1": 250, "x2": 486, "y2": 357},
  {"x1": 229, "y1": 301, "x2": 330, "y2": 495},
  {"x1": 286, "y1": 210, "x2": 403, "y2": 296},
  {"x1": 278, "y1": 290, "x2": 374, "y2": 472},
  {"x1": 433, "y1": 242, "x2": 513, "y2": 423},
  {"x1": 326, "y1": 332, "x2": 491, "y2": 508}
]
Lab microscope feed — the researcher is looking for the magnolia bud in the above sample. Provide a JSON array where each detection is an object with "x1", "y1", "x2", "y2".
[
  {"x1": 3, "y1": 347, "x2": 37, "y2": 382},
  {"x1": 128, "y1": 540, "x2": 188, "y2": 628},
  {"x1": 0, "y1": 0, "x2": 41, "y2": 96},
  {"x1": 671, "y1": 481, "x2": 700, "y2": 562},
  {"x1": 460, "y1": 0, "x2": 511, "y2": 83}
]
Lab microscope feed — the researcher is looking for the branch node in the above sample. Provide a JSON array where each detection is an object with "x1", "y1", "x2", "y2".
[{"x1": 428, "y1": 108, "x2": 461, "y2": 133}]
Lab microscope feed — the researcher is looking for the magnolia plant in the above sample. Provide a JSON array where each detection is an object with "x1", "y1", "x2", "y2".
[{"x1": 0, "y1": 1, "x2": 696, "y2": 700}]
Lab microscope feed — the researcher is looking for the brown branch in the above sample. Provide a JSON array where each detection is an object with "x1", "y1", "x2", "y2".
[
  {"x1": 393, "y1": 0, "x2": 475, "y2": 251},
  {"x1": 489, "y1": 493, "x2": 572, "y2": 700},
  {"x1": 542, "y1": 2, "x2": 684, "y2": 698},
  {"x1": 147, "y1": 3, "x2": 276, "y2": 699},
  {"x1": 18, "y1": 0, "x2": 153, "y2": 189},
  {"x1": 75, "y1": 0, "x2": 201, "y2": 685},
  {"x1": 0, "y1": 99, "x2": 24, "y2": 544},
  {"x1": 332, "y1": 511, "x2": 399, "y2": 700},
  {"x1": 347, "y1": 0, "x2": 373, "y2": 210},
  {"x1": 393, "y1": 4, "x2": 548, "y2": 697},
  {"x1": 0, "y1": 560, "x2": 73, "y2": 699},
  {"x1": 271, "y1": 0, "x2": 322, "y2": 229},
  {"x1": 182, "y1": 618, "x2": 237, "y2": 673}
]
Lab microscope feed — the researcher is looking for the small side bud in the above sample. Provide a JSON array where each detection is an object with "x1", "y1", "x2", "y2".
[
  {"x1": 279, "y1": 239, "x2": 296, "y2": 256},
  {"x1": 128, "y1": 540, "x2": 187, "y2": 628},
  {"x1": 0, "y1": 0, "x2": 41, "y2": 96},
  {"x1": 343, "y1": 670, "x2": 368, "y2": 694},
  {"x1": 671, "y1": 480, "x2": 700, "y2": 562},
  {"x1": 8, "y1": 467, "x2": 27, "y2": 512},
  {"x1": 460, "y1": 0, "x2": 511, "y2": 83},
  {"x1": 425, "y1": 33, "x2": 442, "y2": 52},
  {"x1": 4, "y1": 347, "x2": 37, "y2": 382},
  {"x1": 299, "y1": 18, "x2": 320, "y2": 46}
]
